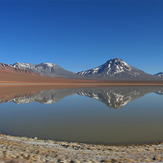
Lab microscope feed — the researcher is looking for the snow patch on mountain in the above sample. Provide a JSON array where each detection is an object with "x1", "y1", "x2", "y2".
[
  {"x1": 9, "y1": 58, "x2": 163, "y2": 80},
  {"x1": 77, "y1": 58, "x2": 158, "y2": 80},
  {"x1": 155, "y1": 72, "x2": 163, "y2": 77},
  {"x1": 78, "y1": 58, "x2": 132, "y2": 76},
  {"x1": 12, "y1": 62, "x2": 35, "y2": 69},
  {"x1": 11, "y1": 62, "x2": 76, "y2": 78}
]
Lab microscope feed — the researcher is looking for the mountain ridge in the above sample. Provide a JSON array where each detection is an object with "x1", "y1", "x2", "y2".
[
  {"x1": 0, "y1": 63, "x2": 38, "y2": 75},
  {"x1": 155, "y1": 72, "x2": 163, "y2": 77},
  {"x1": 0, "y1": 58, "x2": 161, "y2": 81},
  {"x1": 77, "y1": 58, "x2": 162, "y2": 80},
  {"x1": 11, "y1": 62, "x2": 76, "y2": 78}
]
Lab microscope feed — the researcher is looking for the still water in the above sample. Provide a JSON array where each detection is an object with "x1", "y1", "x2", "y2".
[{"x1": 0, "y1": 86, "x2": 163, "y2": 145}]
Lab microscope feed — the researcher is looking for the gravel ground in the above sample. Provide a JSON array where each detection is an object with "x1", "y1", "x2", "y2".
[{"x1": 0, "y1": 133, "x2": 163, "y2": 163}]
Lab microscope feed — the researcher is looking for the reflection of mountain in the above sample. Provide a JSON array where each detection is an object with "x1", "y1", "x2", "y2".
[
  {"x1": 77, "y1": 87, "x2": 163, "y2": 109},
  {"x1": 156, "y1": 91, "x2": 163, "y2": 95},
  {"x1": 77, "y1": 88, "x2": 139, "y2": 109},
  {"x1": 0, "y1": 86, "x2": 163, "y2": 109},
  {"x1": 12, "y1": 89, "x2": 76, "y2": 104}
]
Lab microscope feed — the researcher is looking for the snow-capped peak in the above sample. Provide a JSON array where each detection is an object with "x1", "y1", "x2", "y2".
[
  {"x1": 155, "y1": 72, "x2": 163, "y2": 77},
  {"x1": 11, "y1": 62, "x2": 34, "y2": 69},
  {"x1": 11, "y1": 62, "x2": 76, "y2": 78},
  {"x1": 105, "y1": 58, "x2": 131, "y2": 74},
  {"x1": 78, "y1": 58, "x2": 132, "y2": 77}
]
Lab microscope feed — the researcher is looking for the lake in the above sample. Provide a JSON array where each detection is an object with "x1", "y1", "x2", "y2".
[{"x1": 0, "y1": 86, "x2": 163, "y2": 145}]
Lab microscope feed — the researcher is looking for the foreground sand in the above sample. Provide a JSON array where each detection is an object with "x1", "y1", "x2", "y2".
[{"x1": 0, "y1": 133, "x2": 162, "y2": 163}]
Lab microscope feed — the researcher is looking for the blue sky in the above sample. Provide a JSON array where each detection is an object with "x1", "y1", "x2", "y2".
[{"x1": 0, "y1": 0, "x2": 162, "y2": 74}]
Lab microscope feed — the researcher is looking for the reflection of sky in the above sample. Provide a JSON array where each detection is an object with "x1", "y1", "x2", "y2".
[{"x1": 0, "y1": 93, "x2": 162, "y2": 145}]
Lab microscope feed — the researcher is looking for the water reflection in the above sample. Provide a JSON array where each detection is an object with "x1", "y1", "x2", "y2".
[
  {"x1": 0, "y1": 86, "x2": 163, "y2": 144},
  {"x1": 156, "y1": 91, "x2": 163, "y2": 95},
  {"x1": 0, "y1": 86, "x2": 163, "y2": 109}
]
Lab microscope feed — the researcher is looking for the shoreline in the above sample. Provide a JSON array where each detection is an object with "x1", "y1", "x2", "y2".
[
  {"x1": 1, "y1": 82, "x2": 163, "y2": 87},
  {"x1": 1, "y1": 78, "x2": 163, "y2": 87},
  {"x1": 0, "y1": 133, "x2": 162, "y2": 162}
]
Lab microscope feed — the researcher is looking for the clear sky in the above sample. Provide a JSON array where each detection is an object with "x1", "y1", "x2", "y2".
[{"x1": 0, "y1": 0, "x2": 162, "y2": 74}]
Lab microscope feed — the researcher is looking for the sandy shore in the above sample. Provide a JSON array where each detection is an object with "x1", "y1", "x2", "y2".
[{"x1": 0, "y1": 133, "x2": 162, "y2": 163}]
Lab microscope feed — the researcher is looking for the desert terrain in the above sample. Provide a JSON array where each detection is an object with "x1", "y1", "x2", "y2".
[
  {"x1": 0, "y1": 133, "x2": 162, "y2": 162},
  {"x1": 1, "y1": 69, "x2": 163, "y2": 86}
]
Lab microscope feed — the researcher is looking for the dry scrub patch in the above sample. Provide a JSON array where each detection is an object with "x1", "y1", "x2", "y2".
[{"x1": 0, "y1": 134, "x2": 162, "y2": 162}]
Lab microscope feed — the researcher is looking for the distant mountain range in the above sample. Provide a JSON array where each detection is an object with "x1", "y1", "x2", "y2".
[
  {"x1": 0, "y1": 63, "x2": 37, "y2": 75},
  {"x1": 155, "y1": 72, "x2": 163, "y2": 77},
  {"x1": 0, "y1": 63, "x2": 39, "y2": 82},
  {"x1": 0, "y1": 58, "x2": 162, "y2": 81},
  {"x1": 11, "y1": 62, "x2": 76, "y2": 78}
]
